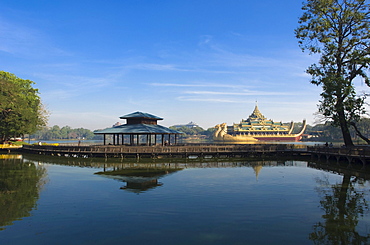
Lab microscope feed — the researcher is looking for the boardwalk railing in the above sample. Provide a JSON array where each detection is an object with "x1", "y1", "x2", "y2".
[
  {"x1": 307, "y1": 145, "x2": 370, "y2": 165},
  {"x1": 21, "y1": 144, "x2": 305, "y2": 158},
  {"x1": 307, "y1": 146, "x2": 370, "y2": 158}
]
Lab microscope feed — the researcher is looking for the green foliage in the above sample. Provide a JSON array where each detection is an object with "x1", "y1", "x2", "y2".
[
  {"x1": 169, "y1": 126, "x2": 215, "y2": 138},
  {"x1": 306, "y1": 121, "x2": 344, "y2": 142},
  {"x1": 0, "y1": 158, "x2": 46, "y2": 230},
  {"x1": 309, "y1": 174, "x2": 369, "y2": 244},
  {"x1": 305, "y1": 117, "x2": 370, "y2": 143},
  {"x1": 0, "y1": 71, "x2": 48, "y2": 142},
  {"x1": 30, "y1": 125, "x2": 98, "y2": 140},
  {"x1": 295, "y1": 0, "x2": 370, "y2": 146}
]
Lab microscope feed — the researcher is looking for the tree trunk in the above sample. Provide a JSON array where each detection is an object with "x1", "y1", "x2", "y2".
[
  {"x1": 338, "y1": 109, "x2": 354, "y2": 146},
  {"x1": 350, "y1": 122, "x2": 370, "y2": 144}
]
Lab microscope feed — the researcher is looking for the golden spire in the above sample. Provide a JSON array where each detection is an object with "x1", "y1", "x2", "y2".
[{"x1": 248, "y1": 102, "x2": 266, "y2": 121}]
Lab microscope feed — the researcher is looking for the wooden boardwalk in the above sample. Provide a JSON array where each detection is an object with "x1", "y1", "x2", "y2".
[
  {"x1": 307, "y1": 145, "x2": 370, "y2": 165},
  {"x1": 21, "y1": 144, "x2": 306, "y2": 159},
  {"x1": 0, "y1": 144, "x2": 22, "y2": 153},
  {"x1": 16, "y1": 144, "x2": 370, "y2": 165}
]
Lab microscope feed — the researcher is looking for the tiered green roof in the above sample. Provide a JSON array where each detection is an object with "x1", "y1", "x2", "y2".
[
  {"x1": 94, "y1": 111, "x2": 182, "y2": 135},
  {"x1": 231, "y1": 105, "x2": 290, "y2": 133}
]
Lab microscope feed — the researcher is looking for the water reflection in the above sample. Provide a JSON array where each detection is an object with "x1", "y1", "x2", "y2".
[
  {"x1": 95, "y1": 168, "x2": 182, "y2": 193},
  {"x1": 308, "y1": 162, "x2": 370, "y2": 244},
  {"x1": 2, "y1": 153, "x2": 370, "y2": 244},
  {"x1": 0, "y1": 154, "x2": 46, "y2": 231},
  {"x1": 22, "y1": 153, "x2": 302, "y2": 170}
]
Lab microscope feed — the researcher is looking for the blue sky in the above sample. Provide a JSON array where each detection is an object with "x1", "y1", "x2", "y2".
[{"x1": 0, "y1": 0, "x2": 343, "y2": 130}]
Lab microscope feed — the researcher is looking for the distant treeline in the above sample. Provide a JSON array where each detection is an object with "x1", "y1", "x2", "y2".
[
  {"x1": 303, "y1": 118, "x2": 370, "y2": 143},
  {"x1": 169, "y1": 126, "x2": 215, "y2": 138},
  {"x1": 28, "y1": 118, "x2": 370, "y2": 143},
  {"x1": 30, "y1": 125, "x2": 214, "y2": 141},
  {"x1": 30, "y1": 125, "x2": 102, "y2": 140}
]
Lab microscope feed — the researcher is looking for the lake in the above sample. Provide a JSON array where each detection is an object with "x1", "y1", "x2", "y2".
[{"x1": 1, "y1": 154, "x2": 369, "y2": 244}]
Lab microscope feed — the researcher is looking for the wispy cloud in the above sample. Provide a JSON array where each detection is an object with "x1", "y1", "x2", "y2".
[
  {"x1": 149, "y1": 82, "x2": 254, "y2": 89},
  {"x1": 35, "y1": 73, "x2": 121, "y2": 100},
  {"x1": 129, "y1": 63, "x2": 186, "y2": 71},
  {"x1": 177, "y1": 96, "x2": 243, "y2": 103},
  {"x1": 184, "y1": 90, "x2": 295, "y2": 96},
  {"x1": 0, "y1": 18, "x2": 69, "y2": 57}
]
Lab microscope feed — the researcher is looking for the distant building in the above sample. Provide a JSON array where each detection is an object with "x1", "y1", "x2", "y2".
[
  {"x1": 172, "y1": 121, "x2": 199, "y2": 129},
  {"x1": 113, "y1": 122, "x2": 122, "y2": 127},
  {"x1": 94, "y1": 111, "x2": 183, "y2": 145},
  {"x1": 213, "y1": 104, "x2": 306, "y2": 142}
]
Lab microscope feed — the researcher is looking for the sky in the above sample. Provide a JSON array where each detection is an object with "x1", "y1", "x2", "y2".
[{"x1": 2, "y1": 0, "x2": 362, "y2": 130}]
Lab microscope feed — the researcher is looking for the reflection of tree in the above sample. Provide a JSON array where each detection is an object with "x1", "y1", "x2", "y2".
[
  {"x1": 0, "y1": 157, "x2": 46, "y2": 230},
  {"x1": 310, "y1": 174, "x2": 370, "y2": 244}
]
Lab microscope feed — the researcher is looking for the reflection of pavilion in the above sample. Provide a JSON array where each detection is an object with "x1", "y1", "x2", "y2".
[{"x1": 95, "y1": 168, "x2": 182, "y2": 193}]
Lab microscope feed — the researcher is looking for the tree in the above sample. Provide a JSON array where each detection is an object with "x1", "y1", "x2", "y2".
[
  {"x1": 0, "y1": 158, "x2": 46, "y2": 230},
  {"x1": 30, "y1": 125, "x2": 97, "y2": 140},
  {"x1": 310, "y1": 173, "x2": 370, "y2": 244},
  {"x1": 295, "y1": 0, "x2": 370, "y2": 146},
  {"x1": 0, "y1": 71, "x2": 48, "y2": 142},
  {"x1": 169, "y1": 126, "x2": 205, "y2": 136},
  {"x1": 351, "y1": 117, "x2": 370, "y2": 143}
]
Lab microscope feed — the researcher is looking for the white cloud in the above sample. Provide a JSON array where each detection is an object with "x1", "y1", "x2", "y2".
[
  {"x1": 149, "y1": 82, "x2": 253, "y2": 89},
  {"x1": 183, "y1": 90, "x2": 295, "y2": 96},
  {"x1": 48, "y1": 111, "x2": 117, "y2": 130},
  {"x1": 0, "y1": 17, "x2": 70, "y2": 58},
  {"x1": 177, "y1": 96, "x2": 242, "y2": 103}
]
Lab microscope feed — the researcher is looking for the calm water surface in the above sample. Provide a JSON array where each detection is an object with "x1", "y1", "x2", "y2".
[{"x1": 1, "y1": 154, "x2": 369, "y2": 245}]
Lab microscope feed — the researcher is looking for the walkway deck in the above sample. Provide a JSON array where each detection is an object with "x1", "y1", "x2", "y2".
[
  {"x1": 307, "y1": 145, "x2": 370, "y2": 165},
  {"x1": 0, "y1": 144, "x2": 22, "y2": 153},
  {"x1": 21, "y1": 144, "x2": 306, "y2": 159},
  {"x1": 16, "y1": 144, "x2": 370, "y2": 165}
]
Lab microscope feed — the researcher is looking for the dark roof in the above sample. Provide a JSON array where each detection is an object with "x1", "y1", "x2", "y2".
[
  {"x1": 94, "y1": 124, "x2": 183, "y2": 135},
  {"x1": 119, "y1": 111, "x2": 163, "y2": 120}
]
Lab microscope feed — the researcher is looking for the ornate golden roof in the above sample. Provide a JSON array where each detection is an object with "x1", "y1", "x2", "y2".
[{"x1": 248, "y1": 104, "x2": 266, "y2": 121}]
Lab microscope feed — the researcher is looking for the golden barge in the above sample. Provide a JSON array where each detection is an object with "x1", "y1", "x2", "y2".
[{"x1": 213, "y1": 105, "x2": 306, "y2": 142}]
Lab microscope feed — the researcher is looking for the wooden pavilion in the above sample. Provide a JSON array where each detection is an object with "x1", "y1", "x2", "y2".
[{"x1": 94, "y1": 112, "x2": 183, "y2": 146}]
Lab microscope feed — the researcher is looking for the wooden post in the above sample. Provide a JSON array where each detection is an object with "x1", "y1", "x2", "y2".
[{"x1": 103, "y1": 134, "x2": 106, "y2": 145}]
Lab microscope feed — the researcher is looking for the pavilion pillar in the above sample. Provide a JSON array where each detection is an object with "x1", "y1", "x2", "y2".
[
  {"x1": 113, "y1": 134, "x2": 116, "y2": 145},
  {"x1": 168, "y1": 134, "x2": 171, "y2": 145},
  {"x1": 162, "y1": 134, "x2": 164, "y2": 145},
  {"x1": 137, "y1": 134, "x2": 139, "y2": 145},
  {"x1": 175, "y1": 134, "x2": 177, "y2": 145},
  {"x1": 103, "y1": 134, "x2": 106, "y2": 145}
]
